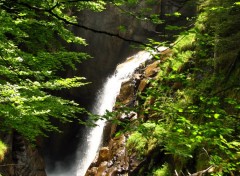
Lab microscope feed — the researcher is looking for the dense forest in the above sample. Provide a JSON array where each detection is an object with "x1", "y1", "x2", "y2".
[
  {"x1": 0, "y1": 0, "x2": 240, "y2": 176},
  {"x1": 119, "y1": 0, "x2": 240, "y2": 175}
]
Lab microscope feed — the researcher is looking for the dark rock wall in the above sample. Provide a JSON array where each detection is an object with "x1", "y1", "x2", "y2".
[
  {"x1": 67, "y1": 3, "x2": 162, "y2": 104},
  {"x1": 69, "y1": 0, "x2": 197, "y2": 104},
  {"x1": 0, "y1": 132, "x2": 46, "y2": 176}
]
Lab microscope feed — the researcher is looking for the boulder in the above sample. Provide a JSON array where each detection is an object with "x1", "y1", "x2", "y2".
[
  {"x1": 96, "y1": 161, "x2": 108, "y2": 176},
  {"x1": 116, "y1": 81, "x2": 135, "y2": 105}
]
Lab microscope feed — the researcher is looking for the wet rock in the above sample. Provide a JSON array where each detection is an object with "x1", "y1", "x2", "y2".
[
  {"x1": 159, "y1": 48, "x2": 172, "y2": 59},
  {"x1": 85, "y1": 55, "x2": 155, "y2": 176},
  {"x1": 133, "y1": 74, "x2": 142, "y2": 80},
  {"x1": 97, "y1": 147, "x2": 110, "y2": 164},
  {"x1": 138, "y1": 78, "x2": 148, "y2": 92},
  {"x1": 116, "y1": 81, "x2": 135, "y2": 105},
  {"x1": 96, "y1": 161, "x2": 108, "y2": 176},
  {"x1": 119, "y1": 111, "x2": 137, "y2": 122},
  {"x1": 106, "y1": 167, "x2": 118, "y2": 176},
  {"x1": 145, "y1": 60, "x2": 160, "y2": 77},
  {"x1": 102, "y1": 122, "x2": 114, "y2": 145},
  {"x1": 85, "y1": 167, "x2": 98, "y2": 176}
]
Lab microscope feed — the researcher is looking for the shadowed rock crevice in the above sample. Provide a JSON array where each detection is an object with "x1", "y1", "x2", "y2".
[{"x1": 0, "y1": 132, "x2": 46, "y2": 176}]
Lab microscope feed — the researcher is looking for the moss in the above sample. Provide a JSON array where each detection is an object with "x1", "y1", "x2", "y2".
[
  {"x1": 126, "y1": 122, "x2": 163, "y2": 159},
  {"x1": 0, "y1": 140, "x2": 7, "y2": 161},
  {"x1": 127, "y1": 131, "x2": 148, "y2": 158},
  {"x1": 173, "y1": 33, "x2": 196, "y2": 52},
  {"x1": 153, "y1": 163, "x2": 171, "y2": 176}
]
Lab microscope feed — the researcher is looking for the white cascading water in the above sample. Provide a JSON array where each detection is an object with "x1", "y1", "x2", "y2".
[{"x1": 76, "y1": 47, "x2": 167, "y2": 176}]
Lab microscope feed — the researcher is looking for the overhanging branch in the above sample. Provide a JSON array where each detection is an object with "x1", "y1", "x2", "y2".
[
  {"x1": 17, "y1": 1, "x2": 148, "y2": 47},
  {"x1": 48, "y1": 10, "x2": 147, "y2": 46}
]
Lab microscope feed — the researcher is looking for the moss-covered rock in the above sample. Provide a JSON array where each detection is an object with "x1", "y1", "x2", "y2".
[{"x1": 0, "y1": 140, "x2": 7, "y2": 162}]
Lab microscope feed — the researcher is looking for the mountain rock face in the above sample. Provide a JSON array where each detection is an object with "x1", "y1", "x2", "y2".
[{"x1": 85, "y1": 49, "x2": 172, "y2": 175}]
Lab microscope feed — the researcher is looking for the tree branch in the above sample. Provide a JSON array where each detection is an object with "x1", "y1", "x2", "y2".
[
  {"x1": 48, "y1": 0, "x2": 95, "y2": 10},
  {"x1": 174, "y1": 170, "x2": 179, "y2": 176},
  {"x1": 0, "y1": 163, "x2": 24, "y2": 167},
  {"x1": 48, "y1": 10, "x2": 147, "y2": 46},
  {"x1": 17, "y1": 1, "x2": 148, "y2": 47}
]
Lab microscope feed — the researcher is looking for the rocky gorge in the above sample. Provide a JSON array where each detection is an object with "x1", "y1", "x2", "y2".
[
  {"x1": 0, "y1": 0, "x2": 201, "y2": 175},
  {"x1": 85, "y1": 48, "x2": 172, "y2": 175}
]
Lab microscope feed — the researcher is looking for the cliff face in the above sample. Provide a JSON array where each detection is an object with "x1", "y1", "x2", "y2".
[
  {"x1": 43, "y1": 2, "x2": 162, "y2": 169},
  {"x1": 67, "y1": 3, "x2": 161, "y2": 104}
]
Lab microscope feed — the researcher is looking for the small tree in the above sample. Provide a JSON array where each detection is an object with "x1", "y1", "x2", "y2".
[{"x1": 0, "y1": 0, "x2": 106, "y2": 141}]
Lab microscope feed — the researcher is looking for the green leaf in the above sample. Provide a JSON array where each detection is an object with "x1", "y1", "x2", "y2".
[
  {"x1": 235, "y1": 105, "x2": 240, "y2": 109},
  {"x1": 214, "y1": 113, "x2": 220, "y2": 119},
  {"x1": 234, "y1": 2, "x2": 240, "y2": 6},
  {"x1": 165, "y1": 25, "x2": 183, "y2": 31}
]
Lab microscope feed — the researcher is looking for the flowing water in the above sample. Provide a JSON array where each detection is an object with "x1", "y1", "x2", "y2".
[{"x1": 47, "y1": 47, "x2": 167, "y2": 176}]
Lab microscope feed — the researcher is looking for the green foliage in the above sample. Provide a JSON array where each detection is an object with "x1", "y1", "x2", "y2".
[
  {"x1": 126, "y1": 121, "x2": 164, "y2": 159},
  {"x1": 153, "y1": 163, "x2": 171, "y2": 176},
  {"x1": 126, "y1": 131, "x2": 148, "y2": 158},
  {"x1": 0, "y1": 0, "x2": 105, "y2": 141},
  {"x1": 165, "y1": 12, "x2": 181, "y2": 17}
]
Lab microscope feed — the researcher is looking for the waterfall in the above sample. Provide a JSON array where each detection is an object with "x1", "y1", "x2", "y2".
[
  {"x1": 76, "y1": 47, "x2": 167, "y2": 176},
  {"x1": 46, "y1": 47, "x2": 167, "y2": 176}
]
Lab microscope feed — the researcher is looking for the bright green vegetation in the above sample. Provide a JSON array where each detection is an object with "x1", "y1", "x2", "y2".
[
  {"x1": 0, "y1": 141, "x2": 7, "y2": 161},
  {"x1": 123, "y1": 0, "x2": 240, "y2": 175},
  {"x1": 0, "y1": 0, "x2": 106, "y2": 143},
  {"x1": 153, "y1": 163, "x2": 171, "y2": 176}
]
